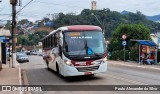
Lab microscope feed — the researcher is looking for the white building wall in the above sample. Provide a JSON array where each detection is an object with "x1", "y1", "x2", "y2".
[
  {"x1": 150, "y1": 33, "x2": 160, "y2": 49},
  {"x1": 0, "y1": 43, "x2": 1, "y2": 60}
]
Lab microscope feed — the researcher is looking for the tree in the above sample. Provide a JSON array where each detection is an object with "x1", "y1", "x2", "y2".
[
  {"x1": 12, "y1": 8, "x2": 160, "y2": 48},
  {"x1": 17, "y1": 30, "x2": 49, "y2": 46},
  {"x1": 4, "y1": 21, "x2": 12, "y2": 30},
  {"x1": 109, "y1": 24, "x2": 150, "y2": 60},
  {"x1": 18, "y1": 19, "x2": 30, "y2": 25}
]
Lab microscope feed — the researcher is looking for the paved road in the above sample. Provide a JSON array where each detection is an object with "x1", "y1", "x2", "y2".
[{"x1": 20, "y1": 55, "x2": 160, "y2": 94}]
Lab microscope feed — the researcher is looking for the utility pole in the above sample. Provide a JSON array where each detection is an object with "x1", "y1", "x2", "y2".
[
  {"x1": 0, "y1": 0, "x2": 2, "y2": 70},
  {"x1": 10, "y1": 0, "x2": 17, "y2": 68}
]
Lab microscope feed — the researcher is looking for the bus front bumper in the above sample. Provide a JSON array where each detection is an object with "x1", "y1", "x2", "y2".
[{"x1": 61, "y1": 62, "x2": 107, "y2": 77}]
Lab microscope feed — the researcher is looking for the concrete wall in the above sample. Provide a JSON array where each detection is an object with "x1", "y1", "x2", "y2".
[
  {"x1": 0, "y1": 43, "x2": 1, "y2": 70},
  {"x1": 150, "y1": 34, "x2": 159, "y2": 49}
]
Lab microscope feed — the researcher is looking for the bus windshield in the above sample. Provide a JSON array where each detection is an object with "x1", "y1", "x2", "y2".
[{"x1": 63, "y1": 31, "x2": 106, "y2": 57}]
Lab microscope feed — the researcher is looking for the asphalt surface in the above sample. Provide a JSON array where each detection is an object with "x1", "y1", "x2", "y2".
[{"x1": 19, "y1": 55, "x2": 160, "y2": 94}]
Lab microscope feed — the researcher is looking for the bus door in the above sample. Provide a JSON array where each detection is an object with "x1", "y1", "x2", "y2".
[{"x1": 49, "y1": 47, "x2": 58, "y2": 69}]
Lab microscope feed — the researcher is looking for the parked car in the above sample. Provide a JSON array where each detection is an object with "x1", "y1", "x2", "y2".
[
  {"x1": 30, "y1": 50, "x2": 37, "y2": 55},
  {"x1": 25, "y1": 51, "x2": 30, "y2": 55},
  {"x1": 16, "y1": 52, "x2": 26, "y2": 55},
  {"x1": 16, "y1": 54, "x2": 29, "y2": 63},
  {"x1": 38, "y1": 52, "x2": 43, "y2": 56}
]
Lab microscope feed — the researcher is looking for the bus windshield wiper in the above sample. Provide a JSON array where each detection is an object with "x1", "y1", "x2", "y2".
[
  {"x1": 87, "y1": 47, "x2": 102, "y2": 57},
  {"x1": 83, "y1": 33, "x2": 101, "y2": 58}
]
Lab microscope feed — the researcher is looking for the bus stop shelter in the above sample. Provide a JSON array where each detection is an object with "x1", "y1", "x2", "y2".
[{"x1": 135, "y1": 40, "x2": 158, "y2": 64}]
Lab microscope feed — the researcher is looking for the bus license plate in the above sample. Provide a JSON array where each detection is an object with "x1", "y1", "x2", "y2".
[{"x1": 84, "y1": 72, "x2": 92, "y2": 75}]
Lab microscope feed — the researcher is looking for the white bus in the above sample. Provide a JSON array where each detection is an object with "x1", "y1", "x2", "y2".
[{"x1": 42, "y1": 25, "x2": 107, "y2": 77}]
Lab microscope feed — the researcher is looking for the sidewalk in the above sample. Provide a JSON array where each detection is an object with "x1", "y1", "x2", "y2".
[
  {"x1": 0, "y1": 58, "x2": 20, "y2": 84},
  {"x1": 0, "y1": 60, "x2": 21, "y2": 94},
  {"x1": 108, "y1": 60, "x2": 160, "y2": 71}
]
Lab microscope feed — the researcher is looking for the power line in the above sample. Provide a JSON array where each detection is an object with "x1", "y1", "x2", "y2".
[
  {"x1": 0, "y1": 0, "x2": 34, "y2": 22},
  {"x1": 0, "y1": 14, "x2": 11, "y2": 15},
  {"x1": 16, "y1": 0, "x2": 33, "y2": 14},
  {"x1": 35, "y1": 1, "x2": 83, "y2": 9},
  {"x1": 0, "y1": 15, "x2": 12, "y2": 21}
]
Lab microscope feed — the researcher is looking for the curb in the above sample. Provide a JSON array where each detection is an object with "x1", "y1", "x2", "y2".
[
  {"x1": 108, "y1": 61, "x2": 160, "y2": 71},
  {"x1": 19, "y1": 67, "x2": 23, "y2": 94},
  {"x1": 16, "y1": 61, "x2": 23, "y2": 94},
  {"x1": 21, "y1": 70, "x2": 32, "y2": 94},
  {"x1": 21, "y1": 70, "x2": 30, "y2": 85}
]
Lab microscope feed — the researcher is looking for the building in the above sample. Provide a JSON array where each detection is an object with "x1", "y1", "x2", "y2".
[
  {"x1": 150, "y1": 33, "x2": 160, "y2": 49},
  {"x1": 91, "y1": 1, "x2": 97, "y2": 10},
  {"x1": 0, "y1": 26, "x2": 11, "y2": 69}
]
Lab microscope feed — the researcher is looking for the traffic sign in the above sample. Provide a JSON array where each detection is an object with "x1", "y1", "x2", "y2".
[
  {"x1": 122, "y1": 34, "x2": 126, "y2": 40},
  {"x1": 122, "y1": 41, "x2": 126, "y2": 46}
]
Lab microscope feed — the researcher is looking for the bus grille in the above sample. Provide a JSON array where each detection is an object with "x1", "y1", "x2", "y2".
[{"x1": 76, "y1": 66, "x2": 99, "y2": 72}]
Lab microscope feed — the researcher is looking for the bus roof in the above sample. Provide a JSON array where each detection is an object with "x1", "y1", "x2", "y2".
[
  {"x1": 43, "y1": 25, "x2": 102, "y2": 40},
  {"x1": 58, "y1": 25, "x2": 102, "y2": 31}
]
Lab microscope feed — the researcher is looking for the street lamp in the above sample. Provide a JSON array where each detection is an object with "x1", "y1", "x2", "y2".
[{"x1": 91, "y1": 13, "x2": 105, "y2": 34}]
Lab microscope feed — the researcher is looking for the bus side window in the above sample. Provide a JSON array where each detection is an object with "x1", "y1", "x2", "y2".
[
  {"x1": 54, "y1": 33, "x2": 59, "y2": 47},
  {"x1": 51, "y1": 35, "x2": 53, "y2": 47},
  {"x1": 52, "y1": 35, "x2": 54, "y2": 47},
  {"x1": 54, "y1": 34, "x2": 57, "y2": 47}
]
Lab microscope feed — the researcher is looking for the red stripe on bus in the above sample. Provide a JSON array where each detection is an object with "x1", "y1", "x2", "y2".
[
  {"x1": 67, "y1": 25, "x2": 102, "y2": 31},
  {"x1": 71, "y1": 60, "x2": 95, "y2": 66}
]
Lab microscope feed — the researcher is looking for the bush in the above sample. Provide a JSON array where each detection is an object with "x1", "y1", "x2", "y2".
[
  {"x1": 111, "y1": 50, "x2": 129, "y2": 61},
  {"x1": 130, "y1": 49, "x2": 139, "y2": 61}
]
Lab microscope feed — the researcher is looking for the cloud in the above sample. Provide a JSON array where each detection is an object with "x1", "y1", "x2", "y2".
[
  {"x1": 1, "y1": 0, "x2": 160, "y2": 21},
  {"x1": 96, "y1": 0, "x2": 160, "y2": 16}
]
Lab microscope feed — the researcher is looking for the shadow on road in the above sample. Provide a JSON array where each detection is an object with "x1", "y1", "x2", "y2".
[
  {"x1": 47, "y1": 68, "x2": 104, "y2": 83},
  {"x1": 64, "y1": 75, "x2": 103, "y2": 82},
  {"x1": 25, "y1": 67, "x2": 104, "y2": 85}
]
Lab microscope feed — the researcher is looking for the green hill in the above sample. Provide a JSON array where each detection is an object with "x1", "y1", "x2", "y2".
[{"x1": 53, "y1": 9, "x2": 160, "y2": 39}]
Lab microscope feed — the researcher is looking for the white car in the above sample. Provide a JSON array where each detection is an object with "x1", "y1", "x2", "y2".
[
  {"x1": 30, "y1": 50, "x2": 37, "y2": 55},
  {"x1": 16, "y1": 54, "x2": 29, "y2": 63}
]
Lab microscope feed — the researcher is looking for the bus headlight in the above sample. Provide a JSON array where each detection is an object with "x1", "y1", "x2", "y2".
[
  {"x1": 103, "y1": 57, "x2": 107, "y2": 61},
  {"x1": 64, "y1": 60, "x2": 73, "y2": 66},
  {"x1": 102, "y1": 57, "x2": 107, "y2": 63}
]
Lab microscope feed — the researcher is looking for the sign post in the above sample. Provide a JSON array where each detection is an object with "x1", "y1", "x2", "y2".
[{"x1": 122, "y1": 34, "x2": 127, "y2": 63}]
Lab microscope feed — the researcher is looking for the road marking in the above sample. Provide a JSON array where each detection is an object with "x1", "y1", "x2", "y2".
[
  {"x1": 108, "y1": 62, "x2": 160, "y2": 71},
  {"x1": 107, "y1": 73, "x2": 148, "y2": 85}
]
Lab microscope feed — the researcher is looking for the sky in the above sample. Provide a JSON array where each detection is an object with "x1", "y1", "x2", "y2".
[{"x1": 0, "y1": 0, "x2": 160, "y2": 22}]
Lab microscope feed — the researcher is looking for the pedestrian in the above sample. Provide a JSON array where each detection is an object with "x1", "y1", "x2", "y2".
[
  {"x1": 140, "y1": 53, "x2": 146, "y2": 64},
  {"x1": 149, "y1": 53, "x2": 155, "y2": 65},
  {"x1": 146, "y1": 53, "x2": 155, "y2": 65}
]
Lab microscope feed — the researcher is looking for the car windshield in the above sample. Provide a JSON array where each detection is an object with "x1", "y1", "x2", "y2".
[
  {"x1": 17, "y1": 52, "x2": 26, "y2": 55},
  {"x1": 19, "y1": 54, "x2": 28, "y2": 57},
  {"x1": 63, "y1": 31, "x2": 106, "y2": 56}
]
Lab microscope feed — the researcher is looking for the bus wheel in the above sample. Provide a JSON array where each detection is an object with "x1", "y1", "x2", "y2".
[
  {"x1": 56, "y1": 63, "x2": 60, "y2": 75},
  {"x1": 56, "y1": 63, "x2": 64, "y2": 78},
  {"x1": 46, "y1": 60, "x2": 50, "y2": 71},
  {"x1": 90, "y1": 74, "x2": 95, "y2": 76}
]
